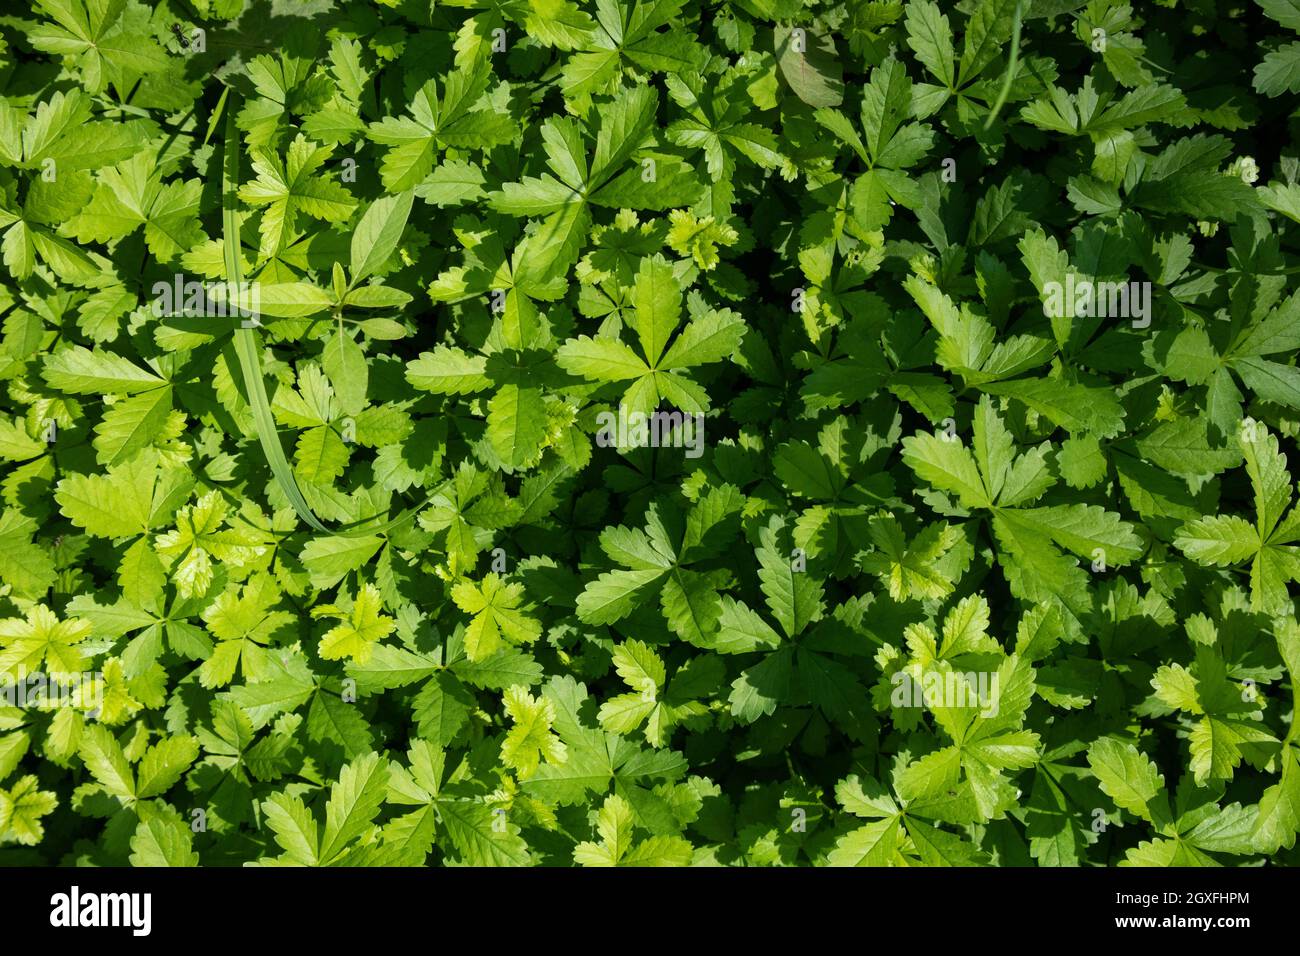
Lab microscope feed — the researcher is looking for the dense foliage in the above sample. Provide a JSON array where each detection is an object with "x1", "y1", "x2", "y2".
[{"x1": 2, "y1": 0, "x2": 1300, "y2": 867}]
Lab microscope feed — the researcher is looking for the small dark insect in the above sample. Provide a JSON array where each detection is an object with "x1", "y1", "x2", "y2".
[
  {"x1": 167, "y1": 23, "x2": 272, "y2": 57},
  {"x1": 168, "y1": 22, "x2": 188, "y2": 54}
]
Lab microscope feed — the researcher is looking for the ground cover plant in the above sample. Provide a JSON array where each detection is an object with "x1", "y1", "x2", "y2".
[{"x1": 1, "y1": 0, "x2": 1300, "y2": 867}]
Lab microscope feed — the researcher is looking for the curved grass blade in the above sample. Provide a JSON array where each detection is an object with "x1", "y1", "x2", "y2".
[
  {"x1": 222, "y1": 98, "x2": 438, "y2": 539},
  {"x1": 983, "y1": 0, "x2": 1026, "y2": 131},
  {"x1": 204, "y1": 85, "x2": 229, "y2": 148},
  {"x1": 222, "y1": 97, "x2": 332, "y2": 534}
]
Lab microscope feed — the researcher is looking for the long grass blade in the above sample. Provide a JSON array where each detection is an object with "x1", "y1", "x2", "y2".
[
  {"x1": 983, "y1": 0, "x2": 1026, "y2": 131},
  {"x1": 222, "y1": 98, "x2": 332, "y2": 534},
  {"x1": 221, "y1": 99, "x2": 439, "y2": 539}
]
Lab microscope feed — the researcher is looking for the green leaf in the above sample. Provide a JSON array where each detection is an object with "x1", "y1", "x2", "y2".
[
  {"x1": 1086, "y1": 737, "x2": 1170, "y2": 828},
  {"x1": 349, "y1": 189, "x2": 414, "y2": 284},
  {"x1": 319, "y1": 751, "x2": 389, "y2": 863},
  {"x1": 79, "y1": 725, "x2": 135, "y2": 801},
  {"x1": 775, "y1": 26, "x2": 844, "y2": 108},
  {"x1": 130, "y1": 802, "x2": 200, "y2": 866},
  {"x1": 487, "y1": 385, "x2": 549, "y2": 472},
  {"x1": 43, "y1": 345, "x2": 166, "y2": 395}
]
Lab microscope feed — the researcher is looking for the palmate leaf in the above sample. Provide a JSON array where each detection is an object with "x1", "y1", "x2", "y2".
[
  {"x1": 55, "y1": 448, "x2": 192, "y2": 539},
  {"x1": 311, "y1": 583, "x2": 396, "y2": 664},
  {"x1": 0, "y1": 605, "x2": 94, "y2": 681},
  {"x1": 1176, "y1": 424, "x2": 1300, "y2": 613},
  {"x1": 572, "y1": 793, "x2": 692, "y2": 866},
  {"x1": 29, "y1": 0, "x2": 169, "y2": 94},
  {"x1": 0, "y1": 775, "x2": 59, "y2": 846},
  {"x1": 451, "y1": 573, "x2": 543, "y2": 661},
  {"x1": 8, "y1": 0, "x2": 1300, "y2": 879},
  {"x1": 63, "y1": 153, "x2": 203, "y2": 261},
  {"x1": 903, "y1": 395, "x2": 1141, "y2": 622},
  {"x1": 221, "y1": 103, "x2": 437, "y2": 542},
  {"x1": 77, "y1": 725, "x2": 198, "y2": 804},
  {"x1": 366, "y1": 66, "x2": 516, "y2": 191},
  {"x1": 238, "y1": 135, "x2": 356, "y2": 259},
  {"x1": 501, "y1": 685, "x2": 567, "y2": 777},
  {"x1": 258, "y1": 752, "x2": 390, "y2": 866},
  {"x1": 556, "y1": 249, "x2": 744, "y2": 415}
]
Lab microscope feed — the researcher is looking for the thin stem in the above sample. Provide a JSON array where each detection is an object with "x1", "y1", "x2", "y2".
[{"x1": 984, "y1": 0, "x2": 1026, "y2": 131}]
